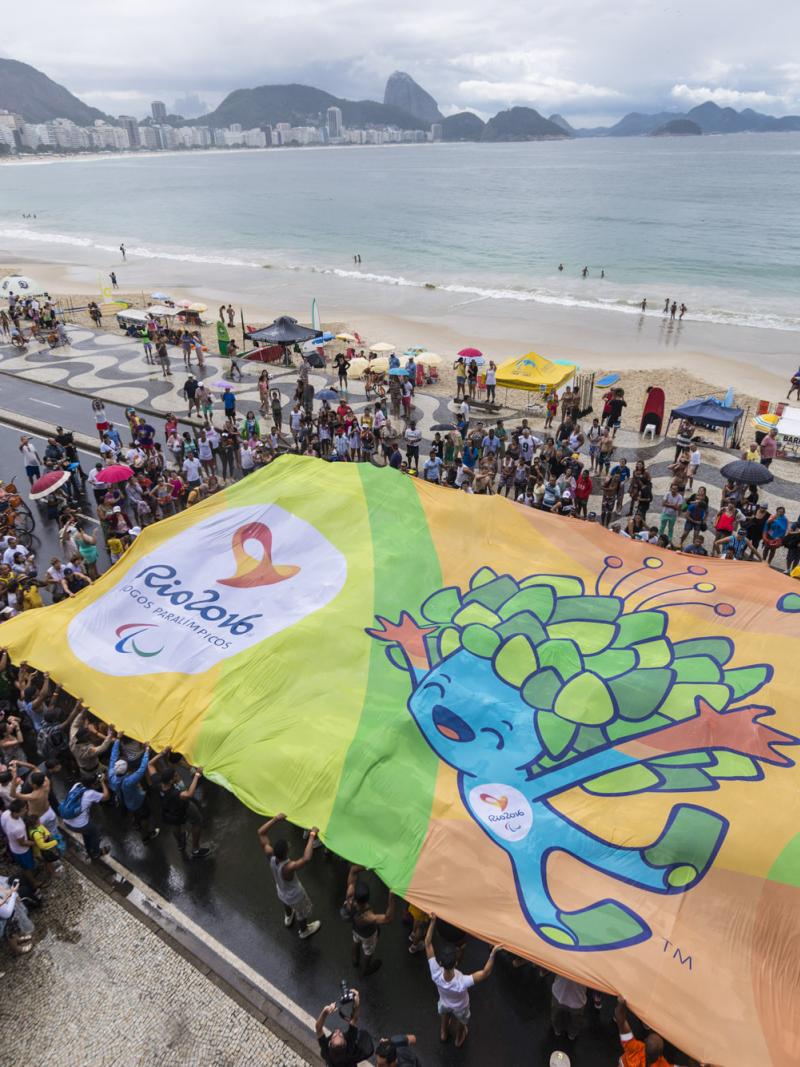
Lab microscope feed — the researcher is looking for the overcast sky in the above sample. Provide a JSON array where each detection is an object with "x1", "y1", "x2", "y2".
[{"x1": 3, "y1": 1, "x2": 799, "y2": 125}]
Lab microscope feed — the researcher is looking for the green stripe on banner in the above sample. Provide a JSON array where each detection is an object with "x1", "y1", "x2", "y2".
[{"x1": 326, "y1": 466, "x2": 442, "y2": 894}]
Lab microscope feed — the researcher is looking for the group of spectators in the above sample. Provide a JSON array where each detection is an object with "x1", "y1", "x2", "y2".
[{"x1": 0, "y1": 294, "x2": 68, "y2": 350}]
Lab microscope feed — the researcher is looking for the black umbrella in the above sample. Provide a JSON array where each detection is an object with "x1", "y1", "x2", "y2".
[
  {"x1": 720, "y1": 460, "x2": 774, "y2": 486},
  {"x1": 247, "y1": 316, "x2": 321, "y2": 345}
]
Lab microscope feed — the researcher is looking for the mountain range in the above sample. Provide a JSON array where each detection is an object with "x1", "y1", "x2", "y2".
[{"x1": 2, "y1": 56, "x2": 800, "y2": 143}]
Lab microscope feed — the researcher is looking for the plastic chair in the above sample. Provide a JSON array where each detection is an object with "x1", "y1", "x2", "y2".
[{"x1": 642, "y1": 423, "x2": 656, "y2": 441}]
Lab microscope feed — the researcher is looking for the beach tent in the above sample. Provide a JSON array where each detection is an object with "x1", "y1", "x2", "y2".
[
  {"x1": 145, "y1": 304, "x2": 177, "y2": 318},
  {"x1": 665, "y1": 396, "x2": 743, "y2": 433},
  {"x1": 247, "y1": 316, "x2": 320, "y2": 345},
  {"x1": 496, "y1": 352, "x2": 576, "y2": 392}
]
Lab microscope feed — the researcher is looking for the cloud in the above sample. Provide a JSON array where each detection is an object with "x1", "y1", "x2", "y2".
[
  {"x1": 670, "y1": 84, "x2": 788, "y2": 110},
  {"x1": 459, "y1": 77, "x2": 620, "y2": 107},
  {"x1": 2, "y1": 0, "x2": 800, "y2": 122}
]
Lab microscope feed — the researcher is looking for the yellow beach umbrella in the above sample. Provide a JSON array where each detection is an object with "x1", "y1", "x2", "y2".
[
  {"x1": 418, "y1": 352, "x2": 442, "y2": 367},
  {"x1": 752, "y1": 412, "x2": 780, "y2": 432},
  {"x1": 370, "y1": 356, "x2": 390, "y2": 373},
  {"x1": 187, "y1": 302, "x2": 208, "y2": 313},
  {"x1": 369, "y1": 342, "x2": 395, "y2": 354},
  {"x1": 336, "y1": 332, "x2": 357, "y2": 342}
]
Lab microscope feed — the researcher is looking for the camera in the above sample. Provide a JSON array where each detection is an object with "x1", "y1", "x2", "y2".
[{"x1": 338, "y1": 980, "x2": 355, "y2": 1019}]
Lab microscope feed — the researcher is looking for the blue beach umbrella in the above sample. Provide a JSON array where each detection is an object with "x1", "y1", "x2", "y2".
[
  {"x1": 389, "y1": 367, "x2": 408, "y2": 376},
  {"x1": 317, "y1": 388, "x2": 339, "y2": 400}
]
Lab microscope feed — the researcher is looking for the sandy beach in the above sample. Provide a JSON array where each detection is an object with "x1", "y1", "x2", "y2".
[{"x1": 1, "y1": 244, "x2": 796, "y2": 430}]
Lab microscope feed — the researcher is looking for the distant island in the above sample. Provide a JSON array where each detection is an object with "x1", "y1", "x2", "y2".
[
  {"x1": 651, "y1": 119, "x2": 702, "y2": 137},
  {"x1": 1, "y1": 56, "x2": 799, "y2": 158}
]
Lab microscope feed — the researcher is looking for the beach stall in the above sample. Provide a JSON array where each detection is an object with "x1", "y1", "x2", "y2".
[
  {"x1": 665, "y1": 396, "x2": 744, "y2": 446},
  {"x1": 115, "y1": 308, "x2": 150, "y2": 331},
  {"x1": 777, "y1": 406, "x2": 800, "y2": 450},
  {"x1": 246, "y1": 315, "x2": 321, "y2": 366},
  {"x1": 496, "y1": 352, "x2": 576, "y2": 392}
]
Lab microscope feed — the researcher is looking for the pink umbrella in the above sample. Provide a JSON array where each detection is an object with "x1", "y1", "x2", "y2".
[
  {"x1": 458, "y1": 347, "x2": 483, "y2": 359},
  {"x1": 30, "y1": 470, "x2": 72, "y2": 500},
  {"x1": 96, "y1": 464, "x2": 135, "y2": 484}
]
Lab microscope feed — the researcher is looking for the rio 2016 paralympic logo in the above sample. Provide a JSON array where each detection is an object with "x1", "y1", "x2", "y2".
[{"x1": 115, "y1": 521, "x2": 299, "y2": 658}]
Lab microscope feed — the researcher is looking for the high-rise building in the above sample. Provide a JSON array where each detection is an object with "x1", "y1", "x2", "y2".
[
  {"x1": 430, "y1": 123, "x2": 442, "y2": 142},
  {"x1": 119, "y1": 116, "x2": 141, "y2": 147},
  {"x1": 326, "y1": 106, "x2": 343, "y2": 140},
  {"x1": 151, "y1": 100, "x2": 167, "y2": 122}
]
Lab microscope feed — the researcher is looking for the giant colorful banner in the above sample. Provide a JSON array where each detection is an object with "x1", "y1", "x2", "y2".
[{"x1": 3, "y1": 456, "x2": 799, "y2": 1066}]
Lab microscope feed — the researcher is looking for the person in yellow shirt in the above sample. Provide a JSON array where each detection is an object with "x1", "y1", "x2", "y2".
[
  {"x1": 107, "y1": 535, "x2": 124, "y2": 564},
  {"x1": 742, "y1": 441, "x2": 759, "y2": 462},
  {"x1": 21, "y1": 580, "x2": 44, "y2": 611},
  {"x1": 27, "y1": 817, "x2": 64, "y2": 880}
]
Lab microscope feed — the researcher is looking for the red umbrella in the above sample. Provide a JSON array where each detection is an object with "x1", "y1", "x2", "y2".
[
  {"x1": 30, "y1": 470, "x2": 72, "y2": 500},
  {"x1": 458, "y1": 347, "x2": 483, "y2": 359},
  {"x1": 97, "y1": 464, "x2": 134, "y2": 484}
]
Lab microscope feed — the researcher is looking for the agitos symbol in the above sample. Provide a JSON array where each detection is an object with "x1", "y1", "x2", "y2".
[{"x1": 217, "y1": 522, "x2": 300, "y2": 589}]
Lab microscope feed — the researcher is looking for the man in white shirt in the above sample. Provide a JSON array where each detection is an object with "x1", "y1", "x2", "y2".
[
  {"x1": 459, "y1": 399, "x2": 470, "y2": 426},
  {"x1": 688, "y1": 446, "x2": 701, "y2": 489},
  {"x1": 2, "y1": 538, "x2": 29, "y2": 567},
  {"x1": 239, "y1": 445, "x2": 255, "y2": 474},
  {"x1": 518, "y1": 429, "x2": 536, "y2": 464},
  {"x1": 404, "y1": 421, "x2": 422, "y2": 472},
  {"x1": 1, "y1": 799, "x2": 35, "y2": 871},
  {"x1": 61, "y1": 774, "x2": 110, "y2": 860},
  {"x1": 425, "y1": 916, "x2": 498, "y2": 1048},
  {"x1": 182, "y1": 455, "x2": 202, "y2": 488}
]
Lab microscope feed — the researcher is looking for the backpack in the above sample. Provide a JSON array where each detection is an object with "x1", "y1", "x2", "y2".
[
  {"x1": 37, "y1": 722, "x2": 67, "y2": 760},
  {"x1": 59, "y1": 783, "x2": 86, "y2": 821}
]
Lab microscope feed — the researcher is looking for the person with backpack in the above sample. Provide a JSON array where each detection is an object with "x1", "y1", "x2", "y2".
[
  {"x1": 107, "y1": 738, "x2": 160, "y2": 842},
  {"x1": 59, "y1": 773, "x2": 110, "y2": 860},
  {"x1": 155, "y1": 763, "x2": 210, "y2": 860}
]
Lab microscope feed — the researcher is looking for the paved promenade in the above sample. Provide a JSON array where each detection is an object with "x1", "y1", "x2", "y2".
[{"x1": 2, "y1": 863, "x2": 308, "y2": 1067}]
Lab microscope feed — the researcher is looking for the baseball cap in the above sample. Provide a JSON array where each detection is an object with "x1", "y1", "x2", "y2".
[
  {"x1": 112, "y1": 506, "x2": 121, "y2": 513},
  {"x1": 550, "y1": 1053, "x2": 571, "y2": 1067}
]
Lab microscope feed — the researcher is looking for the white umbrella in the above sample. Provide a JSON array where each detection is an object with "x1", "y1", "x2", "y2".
[
  {"x1": 146, "y1": 305, "x2": 176, "y2": 317},
  {"x1": 417, "y1": 352, "x2": 442, "y2": 366},
  {"x1": 0, "y1": 274, "x2": 48, "y2": 300},
  {"x1": 369, "y1": 342, "x2": 395, "y2": 353},
  {"x1": 347, "y1": 357, "x2": 370, "y2": 379},
  {"x1": 370, "y1": 356, "x2": 390, "y2": 373}
]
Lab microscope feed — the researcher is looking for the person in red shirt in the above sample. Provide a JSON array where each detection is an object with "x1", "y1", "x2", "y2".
[
  {"x1": 574, "y1": 470, "x2": 593, "y2": 518},
  {"x1": 614, "y1": 997, "x2": 676, "y2": 1067}
]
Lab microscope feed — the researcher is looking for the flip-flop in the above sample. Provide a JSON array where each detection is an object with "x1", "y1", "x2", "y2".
[{"x1": 455, "y1": 1027, "x2": 468, "y2": 1049}]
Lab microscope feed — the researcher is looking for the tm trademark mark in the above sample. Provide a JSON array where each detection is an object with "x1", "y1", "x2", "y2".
[{"x1": 661, "y1": 937, "x2": 693, "y2": 970}]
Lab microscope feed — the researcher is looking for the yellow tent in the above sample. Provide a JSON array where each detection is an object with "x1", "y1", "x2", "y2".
[{"x1": 495, "y1": 351, "x2": 576, "y2": 392}]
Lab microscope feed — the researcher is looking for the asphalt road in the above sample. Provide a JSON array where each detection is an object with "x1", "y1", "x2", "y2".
[{"x1": 0, "y1": 412, "x2": 637, "y2": 1067}]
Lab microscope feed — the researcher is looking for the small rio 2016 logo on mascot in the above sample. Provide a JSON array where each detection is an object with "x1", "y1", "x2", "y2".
[
  {"x1": 69, "y1": 506, "x2": 347, "y2": 677},
  {"x1": 368, "y1": 558, "x2": 797, "y2": 952}
]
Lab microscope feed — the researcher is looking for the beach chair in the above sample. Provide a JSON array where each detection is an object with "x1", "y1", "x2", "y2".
[{"x1": 756, "y1": 400, "x2": 769, "y2": 415}]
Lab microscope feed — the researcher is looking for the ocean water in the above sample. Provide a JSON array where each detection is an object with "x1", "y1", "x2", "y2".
[{"x1": 0, "y1": 134, "x2": 799, "y2": 332}]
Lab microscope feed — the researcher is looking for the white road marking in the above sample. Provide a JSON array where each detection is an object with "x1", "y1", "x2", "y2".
[
  {"x1": 28, "y1": 397, "x2": 61, "y2": 409},
  {"x1": 102, "y1": 853, "x2": 317, "y2": 1031}
]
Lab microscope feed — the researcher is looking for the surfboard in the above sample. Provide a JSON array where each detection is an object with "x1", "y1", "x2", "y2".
[{"x1": 640, "y1": 385, "x2": 665, "y2": 434}]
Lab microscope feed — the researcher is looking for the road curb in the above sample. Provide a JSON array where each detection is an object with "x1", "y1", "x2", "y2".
[
  {"x1": 66, "y1": 844, "x2": 318, "y2": 1063},
  {"x1": 0, "y1": 406, "x2": 100, "y2": 454}
]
